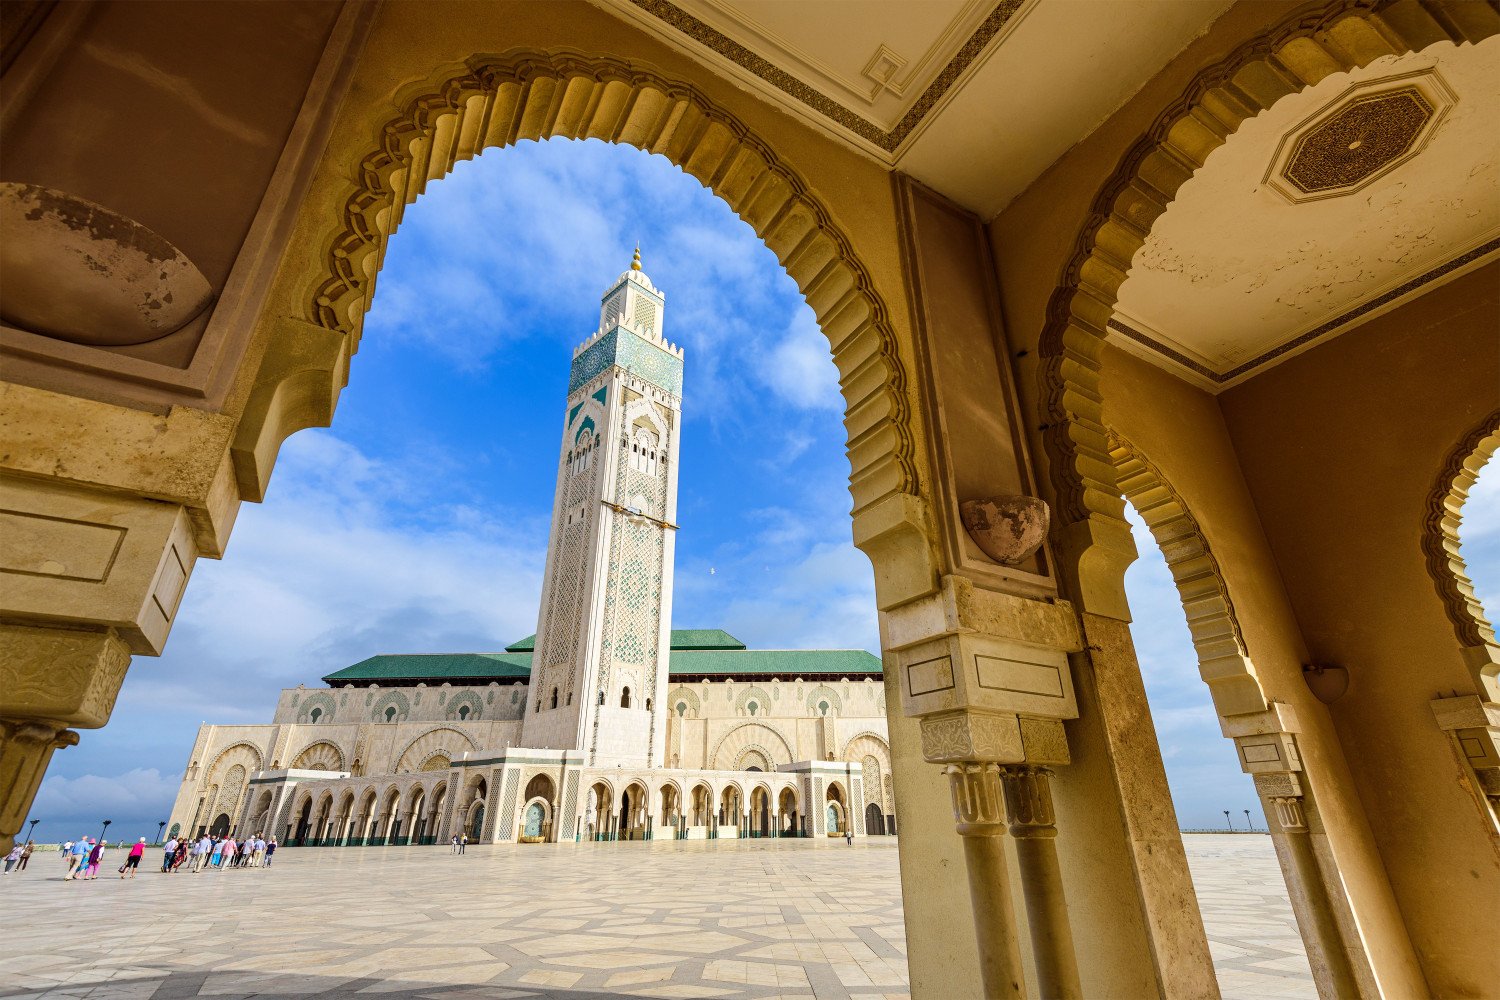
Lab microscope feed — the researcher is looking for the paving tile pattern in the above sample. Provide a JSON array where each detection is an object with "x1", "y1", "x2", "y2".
[{"x1": 1, "y1": 836, "x2": 1310, "y2": 999}]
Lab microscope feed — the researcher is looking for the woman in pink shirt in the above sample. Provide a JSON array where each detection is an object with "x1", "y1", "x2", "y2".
[
  {"x1": 218, "y1": 837, "x2": 236, "y2": 870},
  {"x1": 120, "y1": 838, "x2": 145, "y2": 879}
]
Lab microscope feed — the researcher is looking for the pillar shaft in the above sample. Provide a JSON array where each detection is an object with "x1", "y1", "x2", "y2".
[
  {"x1": 946, "y1": 763, "x2": 1027, "y2": 1000},
  {"x1": 1002, "y1": 765, "x2": 1082, "y2": 1000},
  {"x1": 1271, "y1": 796, "x2": 1362, "y2": 999}
]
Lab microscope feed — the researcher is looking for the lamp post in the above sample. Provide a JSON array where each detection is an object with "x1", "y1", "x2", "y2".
[
  {"x1": 157, "y1": 821, "x2": 167, "y2": 845},
  {"x1": 99, "y1": 819, "x2": 112, "y2": 847},
  {"x1": 1222, "y1": 810, "x2": 1232, "y2": 832},
  {"x1": 1243, "y1": 809, "x2": 1253, "y2": 833},
  {"x1": 27, "y1": 819, "x2": 39, "y2": 843}
]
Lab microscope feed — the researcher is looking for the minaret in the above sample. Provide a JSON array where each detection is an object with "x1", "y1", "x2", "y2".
[{"x1": 521, "y1": 250, "x2": 683, "y2": 767}]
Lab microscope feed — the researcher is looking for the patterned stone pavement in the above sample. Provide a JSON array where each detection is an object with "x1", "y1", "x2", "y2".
[{"x1": 0, "y1": 836, "x2": 1310, "y2": 999}]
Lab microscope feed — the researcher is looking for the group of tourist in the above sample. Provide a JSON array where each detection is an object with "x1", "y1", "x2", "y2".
[
  {"x1": 3, "y1": 841, "x2": 36, "y2": 873},
  {"x1": 1, "y1": 833, "x2": 283, "y2": 882},
  {"x1": 158, "y1": 833, "x2": 276, "y2": 872}
]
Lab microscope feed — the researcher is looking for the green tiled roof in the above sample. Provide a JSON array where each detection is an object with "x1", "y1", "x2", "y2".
[
  {"x1": 322, "y1": 645, "x2": 878, "y2": 686},
  {"x1": 503, "y1": 628, "x2": 745, "y2": 653},
  {"x1": 324, "y1": 652, "x2": 533, "y2": 685},
  {"x1": 667, "y1": 648, "x2": 880, "y2": 678}
]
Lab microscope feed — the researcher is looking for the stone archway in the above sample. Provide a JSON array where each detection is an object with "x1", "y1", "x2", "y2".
[
  {"x1": 234, "y1": 50, "x2": 922, "y2": 530},
  {"x1": 1423, "y1": 410, "x2": 1500, "y2": 687},
  {"x1": 1037, "y1": 2, "x2": 1499, "y2": 598}
]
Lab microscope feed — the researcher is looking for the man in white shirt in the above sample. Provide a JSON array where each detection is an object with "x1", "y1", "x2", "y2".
[
  {"x1": 192, "y1": 835, "x2": 211, "y2": 872},
  {"x1": 162, "y1": 837, "x2": 178, "y2": 872}
]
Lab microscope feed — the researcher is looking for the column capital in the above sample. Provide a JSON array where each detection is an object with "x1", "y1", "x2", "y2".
[
  {"x1": 1000, "y1": 764, "x2": 1057, "y2": 838},
  {"x1": 944, "y1": 762, "x2": 1007, "y2": 837}
]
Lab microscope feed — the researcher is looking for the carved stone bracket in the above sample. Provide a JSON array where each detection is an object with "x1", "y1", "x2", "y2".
[
  {"x1": 0, "y1": 719, "x2": 79, "y2": 852},
  {"x1": 1431, "y1": 695, "x2": 1500, "y2": 820}
]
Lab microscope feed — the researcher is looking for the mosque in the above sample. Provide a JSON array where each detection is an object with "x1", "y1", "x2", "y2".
[{"x1": 164, "y1": 255, "x2": 896, "y2": 848}]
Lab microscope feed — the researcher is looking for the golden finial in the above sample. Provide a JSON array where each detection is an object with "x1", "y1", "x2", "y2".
[{"x1": 631, "y1": 245, "x2": 642, "y2": 271}]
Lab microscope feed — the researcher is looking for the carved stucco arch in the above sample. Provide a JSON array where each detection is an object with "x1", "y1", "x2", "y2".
[
  {"x1": 237, "y1": 48, "x2": 920, "y2": 521},
  {"x1": 395, "y1": 727, "x2": 478, "y2": 773},
  {"x1": 1109, "y1": 434, "x2": 1271, "y2": 718},
  {"x1": 206, "y1": 741, "x2": 264, "y2": 782},
  {"x1": 1423, "y1": 410, "x2": 1500, "y2": 699},
  {"x1": 1038, "y1": 1, "x2": 1499, "y2": 588},
  {"x1": 710, "y1": 721, "x2": 795, "y2": 769},
  {"x1": 290, "y1": 740, "x2": 347, "y2": 772}
]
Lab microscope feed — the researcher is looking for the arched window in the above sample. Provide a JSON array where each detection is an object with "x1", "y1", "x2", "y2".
[
  {"x1": 567, "y1": 691, "x2": 573, "y2": 705},
  {"x1": 458, "y1": 705, "x2": 470, "y2": 721},
  {"x1": 676, "y1": 702, "x2": 687, "y2": 717},
  {"x1": 309, "y1": 707, "x2": 322, "y2": 723},
  {"x1": 747, "y1": 701, "x2": 758, "y2": 716},
  {"x1": 645, "y1": 698, "x2": 652, "y2": 712},
  {"x1": 818, "y1": 700, "x2": 829, "y2": 717},
  {"x1": 550, "y1": 687, "x2": 559, "y2": 709},
  {"x1": 598, "y1": 690, "x2": 606, "y2": 706},
  {"x1": 385, "y1": 706, "x2": 397, "y2": 722},
  {"x1": 620, "y1": 687, "x2": 632, "y2": 708}
]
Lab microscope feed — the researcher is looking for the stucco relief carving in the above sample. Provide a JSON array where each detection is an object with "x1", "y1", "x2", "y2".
[{"x1": 919, "y1": 713, "x2": 1022, "y2": 764}]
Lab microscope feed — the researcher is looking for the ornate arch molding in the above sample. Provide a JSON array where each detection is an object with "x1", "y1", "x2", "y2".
[
  {"x1": 1424, "y1": 411, "x2": 1500, "y2": 695},
  {"x1": 207, "y1": 741, "x2": 264, "y2": 779},
  {"x1": 840, "y1": 730, "x2": 891, "y2": 761},
  {"x1": 1039, "y1": 1, "x2": 1498, "y2": 540},
  {"x1": 1109, "y1": 434, "x2": 1271, "y2": 718},
  {"x1": 710, "y1": 721, "x2": 795, "y2": 769},
  {"x1": 246, "y1": 48, "x2": 918, "y2": 515}
]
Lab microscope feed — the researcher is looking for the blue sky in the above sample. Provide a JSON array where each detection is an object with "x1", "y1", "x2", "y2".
[{"x1": 28, "y1": 138, "x2": 1499, "y2": 845}]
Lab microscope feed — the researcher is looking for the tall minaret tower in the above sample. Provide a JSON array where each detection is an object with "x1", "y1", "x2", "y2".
[{"x1": 521, "y1": 250, "x2": 683, "y2": 767}]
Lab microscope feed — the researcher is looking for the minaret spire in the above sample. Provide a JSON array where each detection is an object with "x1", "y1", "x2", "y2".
[{"x1": 631, "y1": 245, "x2": 642, "y2": 271}]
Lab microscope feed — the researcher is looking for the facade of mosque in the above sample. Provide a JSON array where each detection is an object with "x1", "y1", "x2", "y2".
[{"x1": 164, "y1": 259, "x2": 895, "y2": 847}]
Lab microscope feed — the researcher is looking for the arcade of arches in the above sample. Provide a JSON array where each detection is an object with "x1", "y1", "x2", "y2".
[{"x1": 0, "y1": 2, "x2": 1496, "y2": 998}]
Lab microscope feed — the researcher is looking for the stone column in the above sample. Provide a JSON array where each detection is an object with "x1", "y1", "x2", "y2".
[
  {"x1": 1001, "y1": 764, "x2": 1081, "y2": 1000},
  {"x1": 944, "y1": 761, "x2": 1027, "y2": 999},
  {"x1": 1259, "y1": 778, "x2": 1359, "y2": 999}
]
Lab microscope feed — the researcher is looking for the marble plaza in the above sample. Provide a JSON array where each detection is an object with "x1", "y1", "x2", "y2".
[{"x1": 0, "y1": 835, "x2": 1310, "y2": 1000}]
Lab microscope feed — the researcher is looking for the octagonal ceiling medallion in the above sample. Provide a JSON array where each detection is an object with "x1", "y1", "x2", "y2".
[{"x1": 1264, "y1": 68, "x2": 1456, "y2": 204}]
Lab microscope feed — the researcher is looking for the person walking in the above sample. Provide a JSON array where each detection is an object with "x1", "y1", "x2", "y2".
[
  {"x1": 208, "y1": 837, "x2": 223, "y2": 870},
  {"x1": 171, "y1": 840, "x2": 188, "y2": 872},
  {"x1": 3, "y1": 844, "x2": 20, "y2": 873},
  {"x1": 264, "y1": 838, "x2": 276, "y2": 867},
  {"x1": 193, "y1": 835, "x2": 211, "y2": 872},
  {"x1": 450, "y1": 834, "x2": 459, "y2": 853},
  {"x1": 845, "y1": 827, "x2": 853, "y2": 846},
  {"x1": 83, "y1": 839, "x2": 103, "y2": 879},
  {"x1": 459, "y1": 833, "x2": 467, "y2": 855},
  {"x1": 64, "y1": 838, "x2": 85, "y2": 880},
  {"x1": 121, "y1": 838, "x2": 145, "y2": 878},
  {"x1": 162, "y1": 835, "x2": 179, "y2": 873},
  {"x1": 18, "y1": 840, "x2": 34, "y2": 871}
]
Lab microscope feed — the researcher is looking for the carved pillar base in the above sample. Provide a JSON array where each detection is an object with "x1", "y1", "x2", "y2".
[
  {"x1": 1002, "y1": 765, "x2": 1082, "y2": 1000},
  {"x1": 0, "y1": 623, "x2": 132, "y2": 852},
  {"x1": 946, "y1": 762, "x2": 1026, "y2": 1000}
]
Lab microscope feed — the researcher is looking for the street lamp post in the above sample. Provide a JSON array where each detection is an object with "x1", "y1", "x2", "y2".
[
  {"x1": 157, "y1": 821, "x2": 167, "y2": 845},
  {"x1": 1243, "y1": 809, "x2": 1252, "y2": 833},
  {"x1": 99, "y1": 819, "x2": 112, "y2": 847},
  {"x1": 27, "y1": 819, "x2": 39, "y2": 843},
  {"x1": 1222, "y1": 810, "x2": 1232, "y2": 832}
]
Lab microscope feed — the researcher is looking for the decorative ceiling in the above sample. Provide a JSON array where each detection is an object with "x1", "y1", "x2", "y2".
[
  {"x1": 591, "y1": 0, "x2": 1234, "y2": 217},
  {"x1": 1110, "y1": 40, "x2": 1500, "y2": 392}
]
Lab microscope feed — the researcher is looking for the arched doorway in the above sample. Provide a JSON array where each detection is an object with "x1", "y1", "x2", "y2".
[
  {"x1": 865, "y1": 802, "x2": 884, "y2": 836},
  {"x1": 210, "y1": 813, "x2": 231, "y2": 838},
  {"x1": 778, "y1": 787, "x2": 800, "y2": 838},
  {"x1": 825, "y1": 783, "x2": 847, "y2": 837}
]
